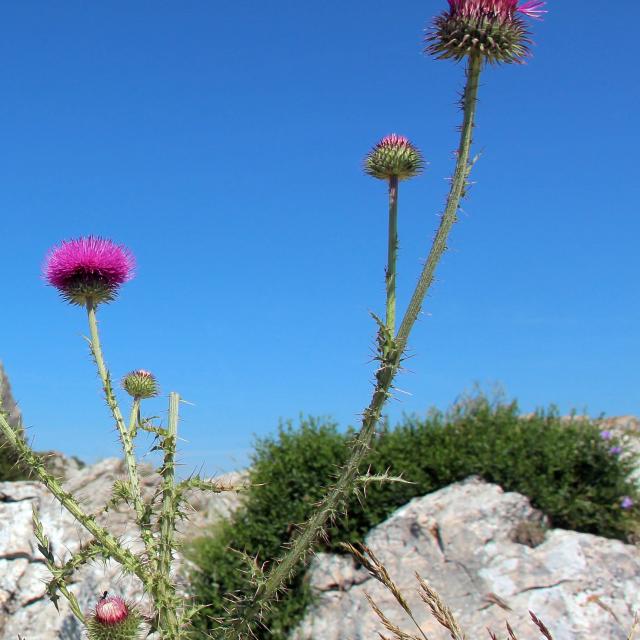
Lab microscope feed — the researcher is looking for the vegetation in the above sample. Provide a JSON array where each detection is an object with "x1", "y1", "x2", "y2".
[{"x1": 187, "y1": 396, "x2": 639, "y2": 639}]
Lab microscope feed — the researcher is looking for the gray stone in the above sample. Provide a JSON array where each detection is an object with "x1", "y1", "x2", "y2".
[{"x1": 293, "y1": 477, "x2": 640, "y2": 640}]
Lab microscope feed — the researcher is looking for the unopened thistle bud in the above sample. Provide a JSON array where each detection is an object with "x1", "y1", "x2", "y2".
[
  {"x1": 122, "y1": 370, "x2": 158, "y2": 400},
  {"x1": 87, "y1": 595, "x2": 143, "y2": 640},
  {"x1": 364, "y1": 134, "x2": 424, "y2": 181},
  {"x1": 43, "y1": 236, "x2": 135, "y2": 306},
  {"x1": 426, "y1": 0, "x2": 546, "y2": 65}
]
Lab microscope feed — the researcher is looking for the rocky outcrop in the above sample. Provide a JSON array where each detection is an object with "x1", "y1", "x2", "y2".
[
  {"x1": 0, "y1": 457, "x2": 246, "y2": 640},
  {"x1": 293, "y1": 477, "x2": 640, "y2": 640}
]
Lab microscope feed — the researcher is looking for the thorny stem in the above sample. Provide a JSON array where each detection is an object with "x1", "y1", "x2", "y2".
[
  {"x1": 128, "y1": 398, "x2": 141, "y2": 439},
  {"x1": 396, "y1": 53, "x2": 482, "y2": 350},
  {"x1": 154, "y1": 392, "x2": 181, "y2": 638},
  {"x1": 86, "y1": 301, "x2": 156, "y2": 560},
  {"x1": 0, "y1": 412, "x2": 149, "y2": 585},
  {"x1": 223, "y1": 53, "x2": 484, "y2": 639},
  {"x1": 386, "y1": 175, "x2": 399, "y2": 338}
]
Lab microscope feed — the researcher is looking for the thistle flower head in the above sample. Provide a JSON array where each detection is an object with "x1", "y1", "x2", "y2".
[
  {"x1": 122, "y1": 369, "x2": 158, "y2": 400},
  {"x1": 609, "y1": 446, "x2": 623, "y2": 456},
  {"x1": 599, "y1": 429, "x2": 613, "y2": 441},
  {"x1": 364, "y1": 134, "x2": 424, "y2": 181},
  {"x1": 426, "y1": 0, "x2": 547, "y2": 64},
  {"x1": 43, "y1": 236, "x2": 135, "y2": 306},
  {"x1": 87, "y1": 595, "x2": 143, "y2": 640},
  {"x1": 96, "y1": 596, "x2": 129, "y2": 626},
  {"x1": 621, "y1": 496, "x2": 634, "y2": 510}
]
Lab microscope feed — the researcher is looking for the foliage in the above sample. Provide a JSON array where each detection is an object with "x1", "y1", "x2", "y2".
[
  {"x1": 0, "y1": 413, "x2": 29, "y2": 482},
  {"x1": 187, "y1": 398, "x2": 639, "y2": 639}
]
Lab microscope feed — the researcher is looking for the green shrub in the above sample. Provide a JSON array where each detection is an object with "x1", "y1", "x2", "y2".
[
  {"x1": 187, "y1": 399, "x2": 639, "y2": 639},
  {"x1": 0, "y1": 413, "x2": 28, "y2": 482},
  {"x1": 0, "y1": 414, "x2": 29, "y2": 481}
]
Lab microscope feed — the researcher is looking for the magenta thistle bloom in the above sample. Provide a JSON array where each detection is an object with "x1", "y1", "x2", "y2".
[
  {"x1": 43, "y1": 236, "x2": 135, "y2": 306},
  {"x1": 609, "y1": 446, "x2": 623, "y2": 456},
  {"x1": 621, "y1": 496, "x2": 634, "y2": 510},
  {"x1": 599, "y1": 429, "x2": 613, "y2": 441},
  {"x1": 426, "y1": 0, "x2": 547, "y2": 64},
  {"x1": 364, "y1": 134, "x2": 425, "y2": 181}
]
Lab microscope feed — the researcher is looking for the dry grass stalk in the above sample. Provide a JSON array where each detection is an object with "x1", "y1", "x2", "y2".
[
  {"x1": 505, "y1": 620, "x2": 519, "y2": 640},
  {"x1": 342, "y1": 543, "x2": 412, "y2": 614},
  {"x1": 365, "y1": 592, "x2": 423, "y2": 640},
  {"x1": 627, "y1": 611, "x2": 640, "y2": 640},
  {"x1": 416, "y1": 573, "x2": 466, "y2": 640},
  {"x1": 529, "y1": 611, "x2": 554, "y2": 640}
]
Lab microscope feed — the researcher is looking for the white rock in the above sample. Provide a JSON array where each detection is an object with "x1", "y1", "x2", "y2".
[{"x1": 293, "y1": 477, "x2": 640, "y2": 640}]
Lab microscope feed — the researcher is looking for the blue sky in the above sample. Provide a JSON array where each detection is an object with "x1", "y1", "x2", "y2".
[{"x1": 1, "y1": 1, "x2": 638, "y2": 475}]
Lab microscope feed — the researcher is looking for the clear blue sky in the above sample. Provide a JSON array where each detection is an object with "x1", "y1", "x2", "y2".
[{"x1": 1, "y1": 1, "x2": 638, "y2": 475}]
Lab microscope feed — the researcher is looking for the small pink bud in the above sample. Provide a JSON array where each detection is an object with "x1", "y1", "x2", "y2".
[
  {"x1": 122, "y1": 369, "x2": 159, "y2": 400},
  {"x1": 95, "y1": 595, "x2": 129, "y2": 626},
  {"x1": 87, "y1": 594, "x2": 143, "y2": 639}
]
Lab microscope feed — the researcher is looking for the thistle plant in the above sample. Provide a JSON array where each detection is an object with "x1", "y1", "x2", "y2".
[{"x1": 0, "y1": 1, "x2": 549, "y2": 639}]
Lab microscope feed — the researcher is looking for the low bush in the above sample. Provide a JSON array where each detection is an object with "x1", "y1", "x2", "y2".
[{"x1": 187, "y1": 398, "x2": 638, "y2": 639}]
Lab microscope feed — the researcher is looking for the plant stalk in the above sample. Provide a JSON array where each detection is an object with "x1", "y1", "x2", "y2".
[
  {"x1": 155, "y1": 392, "x2": 181, "y2": 638},
  {"x1": 0, "y1": 412, "x2": 149, "y2": 584},
  {"x1": 128, "y1": 398, "x2": 141, "y2": 439},
  {"x1": 86, "y1": 301, "x2": 155, "y2": 559},
  {"x1": 386, "y1": 175, "x2": 399, "y2": 338},
  {"x1": 223, "y1": 53, "x2": 484, "y2": 639},
  {"x1": 396, "y1": 52, "x2": 482, "y2": 350}
]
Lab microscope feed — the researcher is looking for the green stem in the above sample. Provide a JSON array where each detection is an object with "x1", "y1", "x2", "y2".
[
  {"x1": 386, "y1": 175, "x2": 399, "y2": 337},
  {"x1": 0, "y1": 413, "x2": 149, "y2": 585},
  {"x1": 222, "y1": 53, "x2": 484, "y2": 639},
  {"x1": 155, "y1": 392, "x2": 180, "y2": 638},
  {"x1": 86, "y1": 302, "x2": 156, "y2": 560},
  {"x1": 128, "y1": 398, "x2": 140, "y2": 439},
  {"x1": 396, "y1": 53, "x2": 482, "y2": 351}
]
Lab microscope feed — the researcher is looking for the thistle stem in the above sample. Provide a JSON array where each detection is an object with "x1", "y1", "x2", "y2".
[
  {"x1": 223, "y1": 54, "x2": 484, "y2": 640},
  {"x1": 128, "y1": 398, "x2": 141, "y2": 439},
  {"x1": 155, "y1": 392, "x2": 181, "y2": 638},
  {"x1": 396, "y1": 53, "x2": 482, "y2": 350},
  {"x1": 86, "y1": 302, "x2": 156, "y2": 560},
  {"x1": 0, "y1": 412, "x2": 149, "y2": 584},
  {"x1": 386, "y1": 175, "x2": 399, "y2": 337}
]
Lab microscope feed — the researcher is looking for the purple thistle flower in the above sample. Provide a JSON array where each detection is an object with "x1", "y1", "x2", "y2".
[
  {"x1": 448, "y1": 0, "x2": 546, "y2": 21},
  {"x1": 43, "y1": 236, "x2": 135, "y2": 306},
  {"x1": 621, "y1": 496, "x2": 634, "y2": 510},
  {"x1": 599, "y1": 429, "x2": 613, "y2": 441},
  {"x1": 426, "y1": 0, "x2": 547, "y2": 64},
  {"x1": 609, "y1": 446, "x2": 623, "y2": 456}
]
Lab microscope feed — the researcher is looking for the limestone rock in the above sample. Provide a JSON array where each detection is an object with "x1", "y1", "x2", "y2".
[
  {"x1": 293, "y1": 477, "x2": 640, "y2": 640},
  {"x1": 0, "y1": 458, "x2": 246, "y2": 640}
]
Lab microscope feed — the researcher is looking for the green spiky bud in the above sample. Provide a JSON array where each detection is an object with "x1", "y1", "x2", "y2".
[
  {"x1": 86, "y1": 596, "x2": 144, "y2": 640},
  {"x1": 425, "y1": 0, "x2": 546, "y2": 65},
  {"x1": 122, "y1": 370, "x2": 158, "y2": 400},
  {"x1": 364, "y1": 134, "x2": 424, "y2": 181}
]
